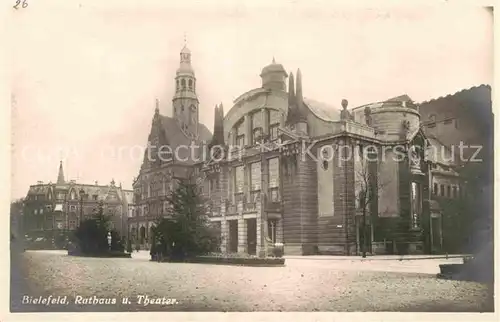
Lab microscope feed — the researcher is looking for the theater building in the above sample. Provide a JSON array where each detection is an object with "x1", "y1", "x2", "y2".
[{"x1": 131, "y1": 44, "x2": 478, "y2": 255}]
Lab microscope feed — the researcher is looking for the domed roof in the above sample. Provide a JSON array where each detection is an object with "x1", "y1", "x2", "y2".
[
  {"x1": 180, "y1": 45, "x2": 191, "y2": 54},
  {"x1": 260, "y1": 58, "x2": 287, "y2": 76},
  {"x1": 176, "y1": 64, "x2": 195, "y2": 75}
]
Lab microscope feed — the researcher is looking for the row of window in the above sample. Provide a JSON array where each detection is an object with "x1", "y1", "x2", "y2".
[
  {"x1": 140, "y1": 180, "x2": 173, "y2": 200},
  {"x1": 206, "y1": 157, "x2": 281, "y2": 203},
  {"x1": 175, "y1": 78, "x2": 195, "y2": 91},
  {"x1": 426, "y1": 115, "x2": 459, "y2": 129},
  {"x1": 433, "y1": 183, "x2": 461, "y2": 198},
  {"x1": 133, "y1": 201, "x2": 169, "y2": 217},
  {"x1": 233, "y1": 110, "x2": 281, "y2": 147}
]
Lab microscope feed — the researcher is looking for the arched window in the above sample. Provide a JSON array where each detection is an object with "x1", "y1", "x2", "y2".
[
  {"x1": 181, "y1": 79, "x2": 186, "y2": 88},
  {"x1": 188, "y1": 79, "x2": 193, "y2": 88},
  {"x1": 176, "y1": 79, "x2": 179, "y2": 91}
]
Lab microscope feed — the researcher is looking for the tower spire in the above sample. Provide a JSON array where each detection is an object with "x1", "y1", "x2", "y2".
[
  {"x1": 57, "y1": 160, "x2": 65, "y2": 185},
  {"x1": 288, "y1": 72, "x2": 295, "y2": 103},
  {"x1": 296, "y1": 68, "x2": 303, "y2": 105}
]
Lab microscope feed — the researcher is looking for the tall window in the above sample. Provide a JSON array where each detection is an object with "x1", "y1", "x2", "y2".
[
  {"x1": 249, "y1": 162, "x2": 261, "y2": 203},
  {"x1": 235, "y1": 120, "x2": 245, "y2": 147},
  {"x1": 268, "y1": 157, "x2": 280, "y2": 202},
  {"x1": 440, "y1": 184, "x2": 445, "y2": 197},
  {"x1": 433, "y1": 183, "x2": 438, "y2": 195},
  {"x1": 269, "y1": 109, "x2": 281, "y2": 141},
  {"x1": 452, "y1": 186, "x2": 458, "y2": 198},
  {"x1": 236, "y1": 135, "x2": 245, "y2": 147},
  {"x1": 268, "y1": 219, "x2": 277, "y2": 243},
  {"x1": 411, "y1": 182, "x2": 421, "y2": 228},
  {"x1": 269, "y1": 124, "x2": 279, "y2": 141},
  {"x1": 234, "y1": 165, "x2": 244, "y2": 202},
  {"x1": 251, "y1": 111, "x2": 263, "y2": 145},
  {"x1": 252, "y1": 128, "x2": 263, "y2": 145},
  {"x1": 447, "y1": 185, "x2": 451, "y2": 198}
]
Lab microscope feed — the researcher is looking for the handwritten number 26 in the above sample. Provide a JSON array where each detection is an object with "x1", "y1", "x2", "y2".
[{"x1": 14, "y1": 0, "x2": 28, "y2": 9}]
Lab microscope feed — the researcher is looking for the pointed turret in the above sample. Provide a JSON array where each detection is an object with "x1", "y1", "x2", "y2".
[
  {"x1": 57, "y1": 161, "x2": 65, "y2": 185},
  {"x1": 155, "y1": 98, "x2": 160, "y2": 115},
  {"x1": 285, "y1": 69, "x2": 308, "y2": 135},
  {"x1": 218, "y1": 103, "x2": 224, "y2": 123},
  {"x1": 296, "y1": 69, "x2": 303, "y2": 105},
  {"x1": 288, "y1": 72, "x2": 295, "y2": 103},
  {"x1": 209, "y1": 104, "x2": 225, "y2": 149},
  {"x1": 286, "y1": 72, "x2": 297, "y2": 126}
]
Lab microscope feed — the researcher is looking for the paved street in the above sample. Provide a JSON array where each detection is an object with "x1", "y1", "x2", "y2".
[{"x1": 11, "y1": 250, "x2": 493, "y2": 312}]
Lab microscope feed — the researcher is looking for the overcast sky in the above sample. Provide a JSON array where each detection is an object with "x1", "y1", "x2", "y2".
[{"x1": 10, "y1": 1, "x2": 493, "y2": 199}]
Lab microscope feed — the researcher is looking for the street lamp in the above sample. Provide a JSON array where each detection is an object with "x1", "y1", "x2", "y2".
[
  {"x1": 79, "y1": 188, "x2": 85, "y2": 226},
  {"x1": 107, "y1": 231, "x2": 112, "y2": 250}
]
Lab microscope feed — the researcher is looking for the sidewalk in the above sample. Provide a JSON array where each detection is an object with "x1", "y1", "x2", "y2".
[{"x1": 284, "y1": 254, "x2": 470, "y2": 261}]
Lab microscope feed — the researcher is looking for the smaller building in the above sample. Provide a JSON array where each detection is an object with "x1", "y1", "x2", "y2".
[{"x1": 23, "y1": 161, "x2": 133, "y2": 244}]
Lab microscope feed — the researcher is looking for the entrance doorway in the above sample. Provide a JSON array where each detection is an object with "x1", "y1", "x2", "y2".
[
  {"x1": 246, "y1": 219, "x2": 257, "y2": 255},
  {"x1": 228, "y1": 220, "x2": 238, "y2": 253}
]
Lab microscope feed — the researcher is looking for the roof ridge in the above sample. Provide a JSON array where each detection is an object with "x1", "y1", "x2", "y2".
[{"x1": 419, "y1": 84, "x2": 491, "y2": 104}]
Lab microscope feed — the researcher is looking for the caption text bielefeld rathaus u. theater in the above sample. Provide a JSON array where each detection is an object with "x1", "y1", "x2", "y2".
[{"x1": 129, "y1": 44, "x2": 461, "y2": 256}]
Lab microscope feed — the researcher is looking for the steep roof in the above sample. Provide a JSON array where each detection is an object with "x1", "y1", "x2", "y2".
[
  {"x1": 425, "y1": 136, "x2": 456, "y2": 166},
  {"x1": 26, "y1": 181, "x2": 132, "y2": 204},
  {"x1": 159, "y1": 115, "x2": 212, "y2": 146},
  {"x1": 303, "y1": 97, "x2": 341, "y2": 122},
  {"x1": 156, "y1": 115, "x2": 212, "y2": 165}
]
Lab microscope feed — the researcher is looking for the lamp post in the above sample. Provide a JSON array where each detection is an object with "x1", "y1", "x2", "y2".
[
  {"x1": 79, "y1": 188, "x2": 85, "y2": 227},
  {"x1": 107, "y1": 231, "x2": 112, "y2": 251}
]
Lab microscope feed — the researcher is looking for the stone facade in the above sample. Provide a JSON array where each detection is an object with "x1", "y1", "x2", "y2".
[
  {"x1": 23, "y1": 161, "x2": 133, "y2": 241},
  {"x1": 130, "y1": 45, "x2": 487, "y2": 255}
]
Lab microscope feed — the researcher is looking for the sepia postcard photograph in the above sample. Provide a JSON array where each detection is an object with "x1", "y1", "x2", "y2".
[{"x1": 5, "y1": 0, "x2": 497, "y2": 320}]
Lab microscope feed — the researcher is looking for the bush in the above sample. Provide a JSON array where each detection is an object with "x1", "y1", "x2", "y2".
[
  {"x1": 72, "y1": 201, "x2": 124, "y2": 255},
  {"x1": 110, "y1": 230, "x2": 125, "y2": 252},
  {"x1": 272, "y1": 243, "x2": 284, "y2": 258}
]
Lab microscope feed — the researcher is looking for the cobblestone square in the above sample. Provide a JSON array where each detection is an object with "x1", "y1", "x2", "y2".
[{"x1": 11, "y1": 250, "x2": 493, "y2": 312}]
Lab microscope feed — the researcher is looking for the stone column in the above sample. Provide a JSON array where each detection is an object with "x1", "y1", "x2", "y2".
[
  {"x1": 244, "y1": 114, "x2": 251, "y2": 146},
  {"x1": 231, "y1": 128, "x2": 237, "y2": 146},
  {"x1": 263, "y1": 108, "x2": 270, "y2": 136},
  {"x1": 220, "y1": 219, "x2": 228, "y2": 253},
  {"x1": 237, "y1": 217, "x2": 247, "y2": 253},
  {"x1": 258, "y1": 158, "x2": 269, "y2": 257}
]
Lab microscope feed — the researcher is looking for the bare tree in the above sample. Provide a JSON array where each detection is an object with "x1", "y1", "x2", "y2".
[{"x1": 354, "y1": 146, "x2": 390, "y2": 258}]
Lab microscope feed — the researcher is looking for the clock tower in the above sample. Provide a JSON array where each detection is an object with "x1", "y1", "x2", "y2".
[{"x1": 172, "y1": 43, "x2": 199, "y2": 138}]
